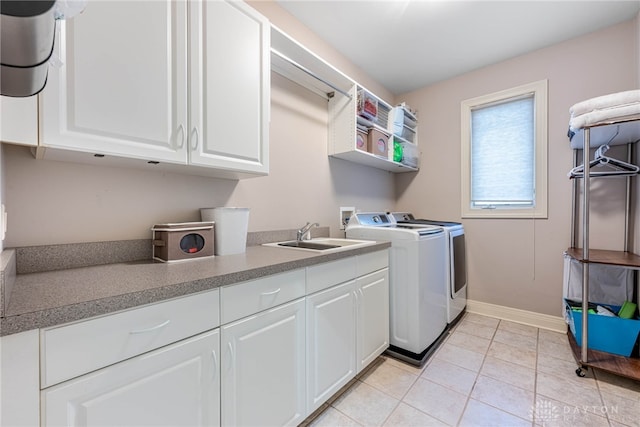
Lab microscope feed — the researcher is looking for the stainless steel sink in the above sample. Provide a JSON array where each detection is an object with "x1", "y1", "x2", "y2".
[
  {"x1": 277, "y1": 241, "x2": 341, "y2": 250},
  {"x1": 263, "y1": 238, "x2": 376, "y2": 253}
]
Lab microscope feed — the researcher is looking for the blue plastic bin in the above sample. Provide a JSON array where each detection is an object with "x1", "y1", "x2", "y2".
[{"x1": 565, "y1": 299, "x2": 640, "y2": 357}]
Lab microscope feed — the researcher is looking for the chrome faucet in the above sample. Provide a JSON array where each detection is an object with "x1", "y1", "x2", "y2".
[{"x1": 297, "y1": 222, "x2": 319, "y2": 241}]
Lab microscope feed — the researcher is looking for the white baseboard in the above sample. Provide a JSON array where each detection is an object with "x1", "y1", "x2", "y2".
[{"x1": 466, "y1": 299, "x2": 567, "y2": 333}]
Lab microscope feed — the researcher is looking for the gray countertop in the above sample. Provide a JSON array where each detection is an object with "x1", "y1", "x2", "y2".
[{"x1": 0, "y1": 242, "x2": 390, "y2": 336}]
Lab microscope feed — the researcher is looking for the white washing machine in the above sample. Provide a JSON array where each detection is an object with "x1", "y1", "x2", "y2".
[
  {"x1": 392, "y1": 213, "x2": 467, "y2": 325},
  {"x1": 346, "y1": 212, "x2": 448, "y2": 366}
]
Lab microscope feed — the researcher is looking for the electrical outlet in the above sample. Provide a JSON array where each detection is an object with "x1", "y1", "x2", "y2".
[{"x1": 339, "y1": 207, "x2": 355, "y2": 230}]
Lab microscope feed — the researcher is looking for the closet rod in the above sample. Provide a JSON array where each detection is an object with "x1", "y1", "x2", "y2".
[{"x1": 271, "y1": 48, "x2": 352, "y2": 99}]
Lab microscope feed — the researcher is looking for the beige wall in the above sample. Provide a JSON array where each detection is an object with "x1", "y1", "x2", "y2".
[
  {"x1": 395, "y1": 19, "x2": 638, "y2": 317},
  {"x1": 2, "y1": 2, "x2": 396, "y2": 248}
]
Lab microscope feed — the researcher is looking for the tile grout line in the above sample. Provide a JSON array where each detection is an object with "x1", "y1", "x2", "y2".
[
  {"x1": 377, "y1": 355, "x2": 423, "y2": 426},
  {"x1": 453, "y1": 318, "x2": 500, "y2": 427},
  {"x1": 461, "y1": 318, "x2": 539, "y2": 426},
  {"x1": 440, "y1": 313, "x2": 477, "y2": 427},
  {"x1": 536, "y1": 332, "x2": 616, "y2": 427},
  {"x1": 375, "y1": 329, "x2": 454, "y2": 426},
  {"x1": 374, "y1": 318, "x2": 467, "y2": 426},
  {"x1": 325, "y1": 403, "x2": 362, "y2": 426},
  {"x1": 592, "y1": 369, "x2": 614, "y2": 427}
]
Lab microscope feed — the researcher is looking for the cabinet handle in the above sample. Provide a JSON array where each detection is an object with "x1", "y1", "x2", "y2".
[
  {"x1": 129, "y1": 319, "x2": 171, "y2": 334},
  {"x1": 227, "y1": 342, "x2": 235, "y2": 373},
  {"x1": 176, "y1": 124, "x2": 185, "y2": 149},
  {"x1": 211, "y1": 350, "x2": 218, "y2": 382},
  {"x1": 260, "y1": 288, "x2": 281, "y2": 297},
  {"x1": 225, "y1": 341, "x2": 237, "y2": 420},
  {"x1": 190, "y1": 127, "x2": 199, "y2": 151}
]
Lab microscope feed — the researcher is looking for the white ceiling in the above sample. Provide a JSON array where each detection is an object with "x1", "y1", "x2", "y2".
[{"x1": 276, "y1": 0, "x2": 640, "y2": 95}]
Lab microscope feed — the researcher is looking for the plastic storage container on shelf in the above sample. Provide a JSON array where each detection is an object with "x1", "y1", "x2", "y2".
[
  {"x1": 357, "y1": 89, "x2": 379, "y2": 122},
  {"x1": 564, "y1": 299, "x2": 640, "y2": 357},
  {"x1": 397, "y1": 138, "x2": 419, "y2": 168},
  {"x1": 398, "y1": 126, "x2": 416, "y2": 143},
  {"x1": 388, "y1": 104, "x2": 418, "y2": 143}
]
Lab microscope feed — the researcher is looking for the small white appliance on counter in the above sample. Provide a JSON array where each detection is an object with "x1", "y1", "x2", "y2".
[
  {"x1": 346, "y1": 212, "x2": 448, "y2": 366},
  {"x1": 391, "y1": 213, "x2": 467, "y2": 325}
]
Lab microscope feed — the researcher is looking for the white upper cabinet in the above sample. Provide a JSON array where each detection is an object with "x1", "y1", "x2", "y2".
[
  {"x1": 40, "y1": 1, "x2": 189, "y2": 163},
  {"x1": 189, "y1": 0, "x2": 269, "y2": 174},
  {"x1": 40, "y1": 0, "x2": 269, "y2": 178}
]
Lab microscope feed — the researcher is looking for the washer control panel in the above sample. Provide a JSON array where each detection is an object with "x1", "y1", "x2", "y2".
[{"x1": 348, "y1": 212, "x2": 393, "y2": 227}]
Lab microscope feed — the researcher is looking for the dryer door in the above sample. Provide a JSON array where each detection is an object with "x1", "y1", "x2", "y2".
[{"x1": 450, "y1": 229, "x2": 467, "y2": 298}]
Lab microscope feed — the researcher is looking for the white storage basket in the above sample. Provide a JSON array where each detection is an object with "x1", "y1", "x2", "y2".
[{"x1": 562, "y1": 253, "x2": 635, "y2": 306}]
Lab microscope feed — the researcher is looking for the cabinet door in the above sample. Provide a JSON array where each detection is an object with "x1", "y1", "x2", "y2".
[
  {"x1": 356, "y1": 268, "x2": 390, "y2": 372},
  {"x1": 0, "y1": 96, "x2": 38, "y2": 146},
  {"x1": 40, "y1": 1, "x2": 188, "y2": 163},
  {"x1": 221, "y1": 299, "x2": 305, "y2": 427},
  {"x1": 189, "y1": 0, "x2": 269, "y2": 174},
  {"x1": 43, "y1": 329, "x2": 220, "y2": 427},
  {"x1": 1, "y1": 330, "x2": 40, "y2": 427},
  {"x1": 306, "y1": 281, "x2": 356, "y2": 414}
]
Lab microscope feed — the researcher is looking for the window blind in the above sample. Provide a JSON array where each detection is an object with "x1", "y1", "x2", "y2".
[{"x1": 470, "y1": 95, "x2": 535, "y2": 208}]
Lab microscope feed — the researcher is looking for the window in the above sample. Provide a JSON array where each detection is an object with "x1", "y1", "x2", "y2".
[{"x1": 461, "y1": 80, "x2": 547, "y2": 218}]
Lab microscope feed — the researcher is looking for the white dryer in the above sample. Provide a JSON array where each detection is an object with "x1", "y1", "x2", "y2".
[{"x1": 346, "y1": 212, "x2": 448, "y2": 366}]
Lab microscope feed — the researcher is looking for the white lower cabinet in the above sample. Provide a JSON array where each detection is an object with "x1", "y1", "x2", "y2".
[
  {"x1": 42, "y1": 329, "x2": 220, "y2": 426},
  {"x1": 221, "y1": 298, "x2": 306, "y2": 427},
  {"x1": 305, "y1": 251, "x2": 389, "y2": 414},
  {"x1": 4, "y1": 250, "x2": 389, "y2": 427},
  {"x1": 306, "y1": 280, "x2": 357, "y2": 413},
  {"x1": 356, "y1": 268, "x2": 390, "y2": 372}
]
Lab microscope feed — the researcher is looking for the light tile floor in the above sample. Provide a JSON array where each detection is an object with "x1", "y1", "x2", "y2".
[{"x1": 307, "y1": 313, "x2": 640, "y2": 427}]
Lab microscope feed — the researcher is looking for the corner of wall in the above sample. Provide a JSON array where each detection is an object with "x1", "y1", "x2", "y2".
[{"x1": 0, "y1": 144, "x2": 4, "y2": 252}]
